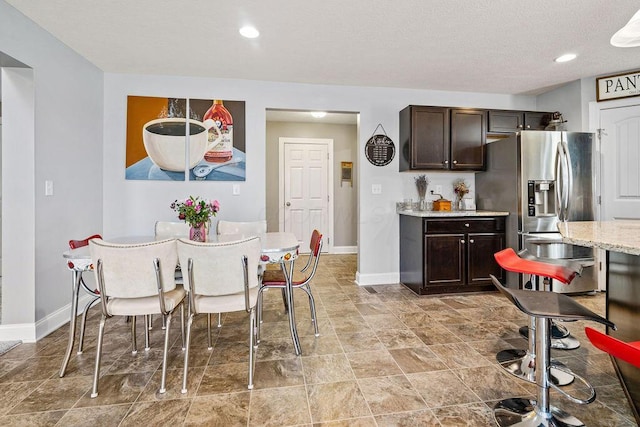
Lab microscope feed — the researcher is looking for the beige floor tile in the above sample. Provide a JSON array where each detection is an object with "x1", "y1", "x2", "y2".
[
  {"x1": 249, "y1": 386, "x2": 311, "y2": 426},
  {"x1": 0, "y1": 255, "x2": 632, "y2": 427}
]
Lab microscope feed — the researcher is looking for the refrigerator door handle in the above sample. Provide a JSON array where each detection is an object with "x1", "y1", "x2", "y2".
[
  {"x1": 555, "y1": 143, "x2": 565, "y2": 221},
  {"x1": 562, "y1": 140, "x2": 573, "y2": 219}
]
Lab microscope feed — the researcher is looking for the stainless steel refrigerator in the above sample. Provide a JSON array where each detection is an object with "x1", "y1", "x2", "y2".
[{"x1": 476, "y1": 131, "x2": 597, "y2": 293}]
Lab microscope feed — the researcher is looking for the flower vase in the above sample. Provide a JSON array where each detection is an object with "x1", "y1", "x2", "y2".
[
  {"x1": 455, "y1": 197, "x2": 464, "y2": 211},
  {"x1": 189, "y1": 224, "x2": 207, "y2": 242}
]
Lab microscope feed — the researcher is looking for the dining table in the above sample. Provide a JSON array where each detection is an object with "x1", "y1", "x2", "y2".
[{"x1": 59, "y1": 231, "x2": 302, "y2": 377}]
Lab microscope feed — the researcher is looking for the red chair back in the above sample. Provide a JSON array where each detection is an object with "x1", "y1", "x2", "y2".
[
  {"x1": 69, "y1": 234, "x2": 102, "y2": 249},
  {"x1": 310, "y1": 230, "x2": 323, "y2": 257},
  {"x1": 585, "y1": 327, "x2": 640, "y2": 368}
]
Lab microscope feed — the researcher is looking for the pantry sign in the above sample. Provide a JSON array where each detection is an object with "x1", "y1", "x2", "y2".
[{"x1": 597, "y1": 70, "x2": 640, "y2": 102}]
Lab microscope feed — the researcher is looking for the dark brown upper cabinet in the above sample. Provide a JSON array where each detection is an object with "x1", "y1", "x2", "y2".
[
  {"x1": 488, "y1": 110, "x2": 552, "y2": 133},
  {"x1": 400, "y1": 106, "x2": 486, "y2": 171}
]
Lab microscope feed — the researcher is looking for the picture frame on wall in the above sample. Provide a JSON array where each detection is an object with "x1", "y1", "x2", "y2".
[{"x1": 125, "y1": 96, "x2": 246, "y2": 181}]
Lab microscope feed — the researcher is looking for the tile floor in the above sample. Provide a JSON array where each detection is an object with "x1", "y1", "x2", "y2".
[{"x1": 0, "y1": 254, "x2": 636, "y2": 426}]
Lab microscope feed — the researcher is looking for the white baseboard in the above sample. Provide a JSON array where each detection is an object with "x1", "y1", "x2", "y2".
[
  {"x1": 355, "y1": 271, "x2": 399, "y2": 286},
  {"x1": 332, "y1": 246, "x2": 357, "y2": 254},
  {"x1": 35, "y1": 293, "x2": 95, "y2": 340},
  {"x1": 0, "y1": 294, "x2": 95, "y2": 343},
  {"x1": 0, "y1": 322, "x2": 36, "y2": 342}
]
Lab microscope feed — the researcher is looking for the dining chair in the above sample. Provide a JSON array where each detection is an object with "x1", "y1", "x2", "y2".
[
  {"x1": 214, "y1": 219, "x2": 267, "y2": 328},
  {"x1": 216, "y1": 219, "x2": 267, "y2": 236},
  {"x1": 258, "y1": 229, "x2": 323, "y2": 340},
  {"x1": 154, "y1": 220, "x2": 191, "y2": 330},
  {"x1": 68, "y1": 234, "x2": 102, "y2": 355},
  {"x1": 154, "y1": 221, "x2": 191, "y2": 239},
  {"x1": 88, "y1": 238, "x2": 186, "y2": 397},
  {"x1": 177, "y1": 236, "x2": 262, "y2": 392}
]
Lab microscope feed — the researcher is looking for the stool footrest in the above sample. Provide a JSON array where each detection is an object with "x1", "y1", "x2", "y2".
[
  {"x1": 496, "y1": 349, "x2": 574, "y2": 386},
  {"x1": 549, "y1": 365, "x2": 596, "y2": 405}
]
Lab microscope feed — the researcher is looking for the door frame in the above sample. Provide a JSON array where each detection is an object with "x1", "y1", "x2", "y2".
[
  {"x1": 589, "y1": 98, "x2": 640, "y2": 291},
  {"x1": 278, "y1": 137, "x2": 334, "y2": 253}
]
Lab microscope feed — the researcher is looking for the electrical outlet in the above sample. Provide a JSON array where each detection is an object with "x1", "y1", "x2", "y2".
[
  {"x1": 372, "y1": 184, "x2": 382, "y2": 194},
  {"x1": 434, "y1": 185, "x2": 442, "y2": 195},
  {"x1": 45, "y1": 180, "x2": 54, "y2": 196}
]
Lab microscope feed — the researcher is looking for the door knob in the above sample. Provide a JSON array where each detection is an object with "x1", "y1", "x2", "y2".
[{"x1": 286, "y1": 202, "x2": 291, "y2": 206}]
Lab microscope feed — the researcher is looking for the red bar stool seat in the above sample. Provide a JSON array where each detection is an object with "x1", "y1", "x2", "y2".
[
  {"x1": 490, "y1": 248, "x2": 615, "y2": 427},
  {"x1": 585, "y1": 327, "x2": 640, "y2": 368}
]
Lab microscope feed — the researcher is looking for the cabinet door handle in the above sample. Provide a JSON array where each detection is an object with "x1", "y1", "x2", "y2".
[
  {"x1": 518, "y1": 125, "x2": 523, "y2": 129},
  {"x1": 444, "y1": 160, "x2": 449, "y2": 165},
  {"x1": 464, "y1": 223, "x2": 470, "y2": 227},
  {"x1": 526, "y1": 125, "x2": 531, "y2": 129},
  {"x1": 469, "y1": 239, "x2": 475, "y2": 243},
  {"x1": 460, "y1": 239, "x2": 465, "y2": 244},
  {"x1": 452, "y1": 160, "x2": 457, "y2": 164}
]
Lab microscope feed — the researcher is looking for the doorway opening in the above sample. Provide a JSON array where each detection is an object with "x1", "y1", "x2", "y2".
[{"x1": 265, "y1": 109, "x2": 358, "y2": 255}]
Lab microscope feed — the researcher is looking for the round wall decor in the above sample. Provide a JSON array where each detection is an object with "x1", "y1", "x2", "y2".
[{"x1": 365, "y1": 124, "x2": 395, "y2": 166}]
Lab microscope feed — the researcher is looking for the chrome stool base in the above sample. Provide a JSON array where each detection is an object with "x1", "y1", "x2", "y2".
[
  {"x1": 520, "y1": 325, "x2": 580, "y2": 350},
  {"x1": 494, "y1": 398, "x2": 584, "y2": 427},
  {"x1": 497, "y1": 349, "x2": 574, "y2": 386}
]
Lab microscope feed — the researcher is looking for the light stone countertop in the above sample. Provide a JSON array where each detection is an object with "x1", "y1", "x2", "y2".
[
  {"x1": 557, "y1": 221, "x2": 640, "y2": 256},
  {"x1": 397, "y1": 208, "x2": 509, "y2": 218}
]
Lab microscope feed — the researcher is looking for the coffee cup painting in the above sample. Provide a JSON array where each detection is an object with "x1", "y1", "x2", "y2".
[{"x1": 125, "y1": 96, "x2": 246, "y2": 181}]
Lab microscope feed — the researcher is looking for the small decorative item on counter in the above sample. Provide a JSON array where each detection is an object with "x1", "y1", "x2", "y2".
[
  {"x1": 170, "y1": 196, "x2": 220, "y2": 242},
  {"x1": 453, "y1": 179, "x2": 470, "y2": 210},
  {"x1": 431, "y1": 192, "x2": 452, "y2": 211},
  {"x1": 415, "y1": 174, "x2": 429, "y2": 210}
]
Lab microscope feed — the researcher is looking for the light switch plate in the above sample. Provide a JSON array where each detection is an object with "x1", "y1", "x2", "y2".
[
  {"x1": 372, "y1": 184, "x2": 382, "y2": 194},
  {"x1": 434, "y1": 185, "x2": 442, "y2": 195},
  {"x1": 232, "y1": 184, "x2": 240, "y2": 195}
]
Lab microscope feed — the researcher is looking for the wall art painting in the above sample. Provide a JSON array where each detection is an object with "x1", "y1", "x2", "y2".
[{"x1": 125, "y1": 96, "x2": 246, "y2": 181}]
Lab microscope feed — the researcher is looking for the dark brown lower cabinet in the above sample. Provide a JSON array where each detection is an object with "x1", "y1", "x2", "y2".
[{"x1": 400, "y1": 215, "x2": 506, "y2": 295}]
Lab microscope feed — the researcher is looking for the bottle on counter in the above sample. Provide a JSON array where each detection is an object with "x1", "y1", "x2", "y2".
[{"x1": 203, "y1": 99, "x2": 233, "y2": 163}]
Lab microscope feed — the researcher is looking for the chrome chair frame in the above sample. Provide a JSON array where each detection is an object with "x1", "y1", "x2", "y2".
[
  {"x1": 177, "y1": 237, "x2": 262, "y2": 392},
  {"x1": 89, "y1": 239, "x2": 186, "y2": 397},
  {"x1": 257, "y1": 230, "x2": 323, "y2": 341}
]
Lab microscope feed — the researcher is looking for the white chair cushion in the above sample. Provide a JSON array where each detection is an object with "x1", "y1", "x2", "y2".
[
  {"x1": 107, "y1": 286, "x2": 186, "y2": 316},
  {"x1": 193, "y1": 287, "x2": 259, "y2": 314}
]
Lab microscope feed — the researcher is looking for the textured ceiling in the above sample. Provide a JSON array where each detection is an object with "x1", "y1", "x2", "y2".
[{"x1": 5, "y1": 0, "x2": 640, "y2": 95}]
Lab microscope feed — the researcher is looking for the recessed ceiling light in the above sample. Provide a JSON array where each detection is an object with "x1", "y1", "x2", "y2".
[
  {"x1": 554, "y1": 53, "x2": 577, "y2": 63},
  {"x1": 239, "y1": 26, "x2": 260, "y2": 39},
  {"x1": 311, "y1": 112, "x2": 327, "y2": 118},
  {"x1": 611, "y1": 8, "x2": 640, "y2": 47}
]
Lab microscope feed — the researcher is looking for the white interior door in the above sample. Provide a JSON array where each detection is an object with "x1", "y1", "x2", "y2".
[
  {"x1": 279, "y1": 138, "x2": 332, "y2": 253},
  {"x1": 600, "y1": 104, "x2": 640, "y2": 220}
]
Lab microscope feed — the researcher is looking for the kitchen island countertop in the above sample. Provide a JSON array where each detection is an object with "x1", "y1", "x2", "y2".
[
  {"x1": 397, "y1": 208, "x2": 509, "y2": 218},
  {"x1": 557, "y1": 220, "x2": 640, "y2": 256}
]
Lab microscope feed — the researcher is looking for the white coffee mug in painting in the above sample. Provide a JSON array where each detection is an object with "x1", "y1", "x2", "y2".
[{"x1": 142, "y1": 118, "x2": 221, "y2": 172}]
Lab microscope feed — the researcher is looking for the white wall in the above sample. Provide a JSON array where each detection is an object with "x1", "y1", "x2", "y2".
[
  {"x1": 0, "y1": 0, "x2": 103, "y2": 339},
  {"x1": 103, "y1": 73, "x2": 537, "y2": 286},
  {"x1": 537, "y1": 77, "x2": 599, "y2": 133}
]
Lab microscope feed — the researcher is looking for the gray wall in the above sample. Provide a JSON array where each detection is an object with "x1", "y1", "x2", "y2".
[
  {"x1": 266, "y1": 121, "x2": 357, "y2": 248},
  {"x1": 1, "y1": 0, "x2": 103, "y2": 333}
]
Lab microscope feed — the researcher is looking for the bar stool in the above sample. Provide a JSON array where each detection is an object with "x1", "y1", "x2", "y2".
[
  {"x1": 490, "y1": 250, "x2": 615, "y2": 427},
  {"x1": 517, "y1": 252, "x2": 582, "y2": 351},
  {"x1": 494, "y1": 248, "x2": 577, "y2": 386}
]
